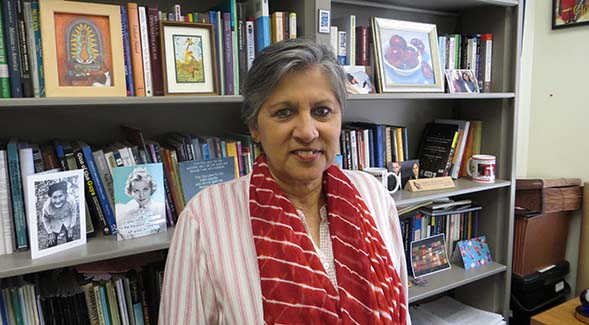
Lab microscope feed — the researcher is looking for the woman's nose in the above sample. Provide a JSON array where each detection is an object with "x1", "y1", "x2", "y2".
[{"x1": 292, "y1": 112, "x2": 319, "y2": 143}]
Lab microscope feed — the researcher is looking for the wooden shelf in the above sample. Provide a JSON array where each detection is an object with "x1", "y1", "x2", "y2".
[
  {"x1": 0, "y1": 228, "x2": 175, "y2": 279},
  {"x1": 409, "y1": 261, "x2": 507, "y2": 303},
  {"x1": 393, "y1": 178, "x2": 511, "y2": 206}
]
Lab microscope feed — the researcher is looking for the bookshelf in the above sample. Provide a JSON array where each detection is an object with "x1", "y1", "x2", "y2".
[{"x1": 0, "y1": 0, "x2": 520, "y2": 321}]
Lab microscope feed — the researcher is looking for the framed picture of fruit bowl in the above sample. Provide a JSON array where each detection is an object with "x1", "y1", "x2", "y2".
[{"x1": 371, "y1": 17, "x2": 444, "y2": 93}]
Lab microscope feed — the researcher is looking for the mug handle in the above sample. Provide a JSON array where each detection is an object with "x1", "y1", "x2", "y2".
[
  {"x1": 385, "y1": 172, "x2": 401, "y2": 194},
  {"x1": 466, "y1": 158, "x2": 473, "y2": 177}
]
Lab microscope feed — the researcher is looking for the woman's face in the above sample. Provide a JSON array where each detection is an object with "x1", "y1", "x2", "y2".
[
  {"x1": 249, "y1": 66, "x2": 342, "y2": 187},
  {"x1": 412, "y1": 163, "x2": 419, "y2": 177},
  {"x1": 50, "y1": 190, "x2": 67, "y2": 209},
  {"x1": 131, "y1": 180, "x2": 151, "y2": 208}
]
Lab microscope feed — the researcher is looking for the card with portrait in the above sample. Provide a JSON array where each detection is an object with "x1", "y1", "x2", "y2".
[
  {"x1": 112, "y1": 163, "x2": 167, "y2": 240},
  {"x1": 410, "y1": 233, "x2": 451, "y2": 278},
  {"x1": 26, "y1": 169, "x2": 86, "y2": 259}
]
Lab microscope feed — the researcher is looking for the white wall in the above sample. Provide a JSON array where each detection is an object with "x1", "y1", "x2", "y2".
[{"x1": 518, "y1": 0, "x2": 589, "y2": 294}]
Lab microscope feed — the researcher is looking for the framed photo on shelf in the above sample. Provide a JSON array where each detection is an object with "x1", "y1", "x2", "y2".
[
  {"x1": 160, "y1": 21, "x2": 218, "y2": 95},
  {"x1": 410, "y1": 233, "x2": 451, "y2": 278},
  {"x1": 26, "y1": 170, "x2": 86, "y2": 259},
  {"x1": 444, "y1": 69, "x2": 480, "y2": 93},
  {"x1": 371, "y1": 17, "x2": 444, "y2": 93},
  {"x1": 342, "y1": 65, "x2": 375, "y2": 94},
  {"x1": 552, "y1": 0, "x2": 589, "y2": 29},
  {"x1": 39, "y1": 0, "x2": 126, "y2": 97}
]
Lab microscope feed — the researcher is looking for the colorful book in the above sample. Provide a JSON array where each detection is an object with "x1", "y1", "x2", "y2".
[
  {"x1": 479, "y1": 33, "x2": 492, "y2": 92},
  {"x1": 1, "y1": 0, "x2": 22, "y2": 97},
  {"x1": 250, "y1": 0, "x2": 270, "y2": 53},
  {"x1": 127, "y1": 3, "x2": 146, "y2": 96},
  {"x1": 121, "y1": 5, "x2": 135, "y2": 96}
]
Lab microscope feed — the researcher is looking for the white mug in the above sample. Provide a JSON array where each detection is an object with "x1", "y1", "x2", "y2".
[
  {"x1": 467, "y1": 154, "x2": 496, "y2": 183},
  {"x1": 363, "y1": 167, "x2": 401, "y2": 194}
]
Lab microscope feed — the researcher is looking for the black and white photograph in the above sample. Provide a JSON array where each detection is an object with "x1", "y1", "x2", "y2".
[{"x1": 26, "y1": 169, "x2": 86, "y2": 259}]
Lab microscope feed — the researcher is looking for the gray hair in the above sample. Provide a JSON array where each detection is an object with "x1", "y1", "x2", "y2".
[{"x1": 241, "y1": 38, "x2": 347, "y2": 128}]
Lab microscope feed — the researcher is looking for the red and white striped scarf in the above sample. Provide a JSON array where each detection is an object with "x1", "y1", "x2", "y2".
[{"x1": 250, "y1": 154, "x2": 407, "y2": 324}]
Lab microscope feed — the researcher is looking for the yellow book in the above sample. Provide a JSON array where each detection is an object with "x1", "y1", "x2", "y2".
[{"x1": 225, "y1": 141, "x2": 240, "y2": 178}]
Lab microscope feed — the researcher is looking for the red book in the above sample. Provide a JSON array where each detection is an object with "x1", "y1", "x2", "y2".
[
  {"x1": 127, "y1": 3, "x2": 146, "y2": 96},
  {"x1": 147, "y1": 7, "x2": 163, "y2": 96},
  {"x1": 356, "y1": 26, "x2": 369, "y2": 66}
]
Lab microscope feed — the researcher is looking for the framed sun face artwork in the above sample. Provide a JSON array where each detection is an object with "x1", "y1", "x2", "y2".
[
  {"x1": 371, "y1": 17, "x2": 444, "y2": 93},
  {"x1": 39, "y1": 0, "x2": 126, "y2": 97},
  {"x1": 160, "y1": 21, "x2": 218, "y2": 95}
]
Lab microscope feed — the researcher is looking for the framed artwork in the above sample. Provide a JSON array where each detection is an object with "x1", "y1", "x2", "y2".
[
  {"x1": 112, "y1": 163, "x2": 167, "y2": 240},
  {"x1": 26, "y1": 170, "x2": 86, "y2": 259},
  {"x1": 410, "y1": 234, "x2": 451, "y2": 277},
  {"x1": 444, "y1": 69, "x2": 480, "y2": 93},
  {"x1": 160, "y1": 21, "x2": 218, "y2": 95},
  {"x1": 342, "y1": 65, "x2": 375, "y2": 94},
  {"x1": 552, "y1": 0, "x2": 589, "y2": 29},
  {"x1": 371, "y1": 17, "x2": 444, "y2": 93},
  {"x1": 39, "y1": 0, "x2": 125, "y2": 97}
]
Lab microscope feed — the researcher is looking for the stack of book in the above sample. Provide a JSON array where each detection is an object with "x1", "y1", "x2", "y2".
[{"x1": 439, "y1": 33, "x2": 493, "y2": 92}]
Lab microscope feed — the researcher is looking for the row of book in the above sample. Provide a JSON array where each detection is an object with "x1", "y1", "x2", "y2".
[
  {"x1": 399, "y1": 199, "x2": 482, "y2": 274},
  {"x1": 0, "y1": 127, "x2": 259, "y2": 255},
  {"x1": 0, "y1": 0, "x2": 295, "y2": 98},
  {"x1": 0, "y1": 256, "x2": 164, "y2": 325},
  {"x1": 340, "y1": 122, "x2": 409, "y2": 171},
  {"x1": 418, "y1": 119, "x2": 482, "y2": 179}
]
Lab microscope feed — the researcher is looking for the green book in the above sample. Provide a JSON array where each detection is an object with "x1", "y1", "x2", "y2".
[{"x1": 0, "y1": 3, "x2": 11, "y2": 98}]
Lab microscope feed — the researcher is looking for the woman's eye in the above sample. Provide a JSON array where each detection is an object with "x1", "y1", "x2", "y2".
[
  {"x1": 313, "y1": 106, "x2": 332, "y2": 117},
  {"x1": 273, "y1": 108, "x2": 293, "y2": 119}
]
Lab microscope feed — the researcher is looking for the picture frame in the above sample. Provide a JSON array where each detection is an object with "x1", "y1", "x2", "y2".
[
  {"x1": 552, "y1": 0, "x2": 589, "y2": 29},
  {"x1": 160, "y1": 21, "x2": 218, "y2": 96},
  {"x1": 444, "y1": 69, "x2": 480, "y2": 93},
  {"x1": 342, "y1": 65, "x2": 375, "y2": 94},
  {"x1": 410, "y1": 233, "x2": 451, "y2": 278},
  {"x1": 112, "y1": 163, "x2": 167, "y2": 240},
  {"x1": 26, "y1": 170, "x2": 86, "y2": 259},
  {"x1": 371, "y1": 17, "x2": 444, "y2": 93},
  {"x1": 39, "y1": 0, "x2": 126, "y2": 97}
]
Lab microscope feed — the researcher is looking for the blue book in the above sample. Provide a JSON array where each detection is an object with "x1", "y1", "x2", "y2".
[
  {"x1": 78, "y1": 142, "x2": 118, "y2": 235},
  {"x1": 6, "y1": 139, "x2": 27, "y2": 249},
  {"x1": 120, "y1": 5, "x2": 135, "y2": 96},
  {"x1": 1, "y1": 0, "x2": 22, "y2": 98},
  {"x1": 210, "y1": 11, "x2": 225, "y2": 95},
  {"x1": 0, "y1": 290, "x2": 8, "y2": 325},
  {"x1": 99, "y1": 285, "x2": 112, "y2": 325},
  {"x1": 31, "y1": 1, "x2": 44, "y2": 97},
  {"x1": 178, "y1": 157, "x2": 235, "y2": 202},
  {"x1": 251, "y1": 0, "x2": 270, "y2": 52}
]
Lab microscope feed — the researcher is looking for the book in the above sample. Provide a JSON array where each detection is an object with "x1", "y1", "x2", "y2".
[
  {"x1": 270, "y1": 11, "x2": 283, "y2": 43},
  {"x1": 22, "y1": 2, "x2": 39, "y2": 97},
  {"x1": 120, "y1": 5, "x2": 135, "y2": 96},
  {"x1": 333, "y1": 15, "x2": 356, "y2": 65},
  {"x1": 479, "y1": 33, "x2": 492, "y2": 92},
  {"x1": 355, "y1": 26, "x2": 369, "y2": 66},
  {"x1": 105, "y1": 280, "x2": 122, "y2": 325},
  {"x1": 288, "y1": 12, "x2": 297, "y2": 39},
  {"x1": 0, "y1": 3, "x2": 10, "y2": 98},
  {"x1": 1, "y1": 0, "x2": 22, "y2": 97},
  {"x1": 435, "y1": 119, "x2": 470, "y2": 179},
  {"x1": 237, "y1": 1, "x2": 247, "y2": 88},
  {"x1": 127, "y1": 3, "x2": 146, "y2": 96},
  {"x1": 0, "y1": 150, "x2": 15, "y2": 254},
  {"x1": 250, "y1": 0, "x2": 270, "y2": 53},
  {"x1": 6, "y1": 139, "x2": 28, "y2": 249},
  {"x1": 138, "y1": 6, "x2": 153, "y2": 97},
  {"x1": 178, "y1": 157, "x2": 236, "y2": 203},
  {"x1": 210, "y1": 11, "x2": 224, "y2": 95},
  {"x1": 15, "y1": 0, "x2": 33, "y2": 97},
  {"x1": 245, "y1": 19, "x2": 255, "y2": 70},
  {"x1": 223, "y1": 12, "x2": 235, "y2": 95},
  {"x1": 417, "y1": 123, "x2": 460, "y2": 178},
  {"x1": 81, "y1": 283, "x2": 101, "y2": 325},
  {"x1": 147, "y1": 6, "x2": 163, "y2": 96},
  {"x1": 337, "y1": 31, "x2": 346, "y2": 65}
]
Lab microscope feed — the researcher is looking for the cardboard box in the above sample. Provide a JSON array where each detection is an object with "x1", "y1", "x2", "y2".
[{"x1": 515, "y1": 178, "x2": 582, "y2": 213}]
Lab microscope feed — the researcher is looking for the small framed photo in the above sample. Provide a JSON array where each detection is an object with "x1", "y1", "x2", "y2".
[
  {"x1": 160, "y1": 21, "x2": 218, "y2": 95},
  {"x1": 343, "y1": 65, "x2": 375, "y2": 94},
  {"x1": 400, "y1": 159, "x2": 420, "y2": 189},
  {"x1": 371, "y1": 17, "x2": 444, "y2": 93},
  {"x1": 552, "y1": 0, "x2": 589, "y2": 29},
  {"x1": 26, "y1": 170, "x2": 86, "y2": 259},
  {"x1": 112, "y1": 163, "x2": 167, "y2": 240},
  {"x1": 318, "y1": 9, "x2": 331, "y2": 34},
  {"x1": 39, "y1": 0, "x2": 126, "y2": 97},
  {"x1": 410, "y1": 234, "x2": 451, "y2": 278},
  {"x1": 445, "y1": 69, "x2": 480, "y2": 93}
]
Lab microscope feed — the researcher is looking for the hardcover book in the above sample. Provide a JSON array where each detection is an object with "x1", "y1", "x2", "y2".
[
  {"x1": 0, "y1": 3, "x2": 11, "y2": 98},
  {"x1": 418, "y1": 123, "x2": 459, "y2": 178},
  {"x1": 1, "y1": 0, "x2": 23, "y2": 98}
]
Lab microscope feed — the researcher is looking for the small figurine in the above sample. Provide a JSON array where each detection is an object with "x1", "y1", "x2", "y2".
[{"x1": 576, "y1": 288, "x2": 589, "y2": 323}]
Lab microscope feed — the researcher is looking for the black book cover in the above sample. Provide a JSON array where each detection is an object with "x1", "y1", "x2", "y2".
[
  {"x1": 417, "y1": 123, "x2": 459, "y2": 178},
  {"x1": 15, "y1": 0, "x2": 32, "y2": 97}
]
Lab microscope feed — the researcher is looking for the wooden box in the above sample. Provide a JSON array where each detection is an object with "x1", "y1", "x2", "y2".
[{"x1": 515, "y1": 178, "x2": 582, "y2": 213}]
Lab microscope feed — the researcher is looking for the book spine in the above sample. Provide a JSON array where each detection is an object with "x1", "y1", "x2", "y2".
[
  {"x1": 81, "y1": 145, "x2": 118, "y2": 235},
  {"x1": 270, "y1": 12, "x2": 283, "y2": 43},
  {"x1": 81, "y1": 284, "x2": 100, "y2": 325},
  {"x1": 237, "y1": 2, "x2": 247, "y2": 88},
  {"x1": 289, "y1": 12, "x2": 296, "y2": 39},
  {"x1": 337, "y1": 31, "x2": 346, "y2": 65},
  {"x1": 30, "y1": 1, "x2": 43, "y2": 97},
  {"x1": 120, "y1": 5, "x2": 135, "y2": 96},
  {"x1": 138, "y1": 7, "x2": 152, "y2": 97},
  {"x1": 22, "y1": 2, "x2": 38, "y2": 97},
  {"x1": 212, "y1": 11, "x2": 225, "y2": 95},
  {"x1": 223, "y1": 12, "x2": 234, "y2": 95},
  {"x1": 127, "y1": 3, "x2": 146, "y2": 96},
  {"x1": 355, "y1": 26, "x2": 369, "y2": 66},
  {"x1": 15, "y1": 0, "x2": 32, "y2": 97},
  {"x1": 254, "y1": 0, "x2": 270, "y2": 53},
  {"x1": 0, "y1": 3, "x2": 11, "y2": 98},
  {"x1": 105, "y1": 281, "x2": 121, "y2": 325},
  {"x1": 438, "y1": 36, "x2": 446, "y2": 71},
  {"x1": 348, "y1": 15, "x2": 356, "y2": 66},
  {"x1": 114, "y1": 279, "x2": 130, "y2": 325},
  {"x1": 75, "y1": 147, "x2": 110, "y2": 235},
  {"x1": 0, "y1": 151, "x2": 15, "y2": 254},
  {"x1": 92, "y1": 150, "x2": 115, "y2": 209},
  {"x1": 99, "y1": 285, "x2": 112, "y2": 325},
  {"x1": 245, "y1": 20, "x2": 255, "y2": 70},
  {"x1": 2, "y1": 0, "x2": 22, "y2": 97},
  {"x1": 6, "y1": 141, "x2": 27, "y2": 249},
  {"x1": 480, "y1": 34, "x2": 492, "y2": 92},
  {"x1": 147, "y1": 7, "x2": 163, "y2": 96},
  {"x1": 122, "y1": 277, "x2": 136, "y2": 325}
]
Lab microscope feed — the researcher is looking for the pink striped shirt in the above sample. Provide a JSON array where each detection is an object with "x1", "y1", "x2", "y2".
[{"x1": 159, "y1": 170, "x2": 410, "y2": 324}]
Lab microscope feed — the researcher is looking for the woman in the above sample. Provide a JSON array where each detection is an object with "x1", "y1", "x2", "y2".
[{"x1": 159, "y1": 39, "x2": 410, "y2": 324}]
